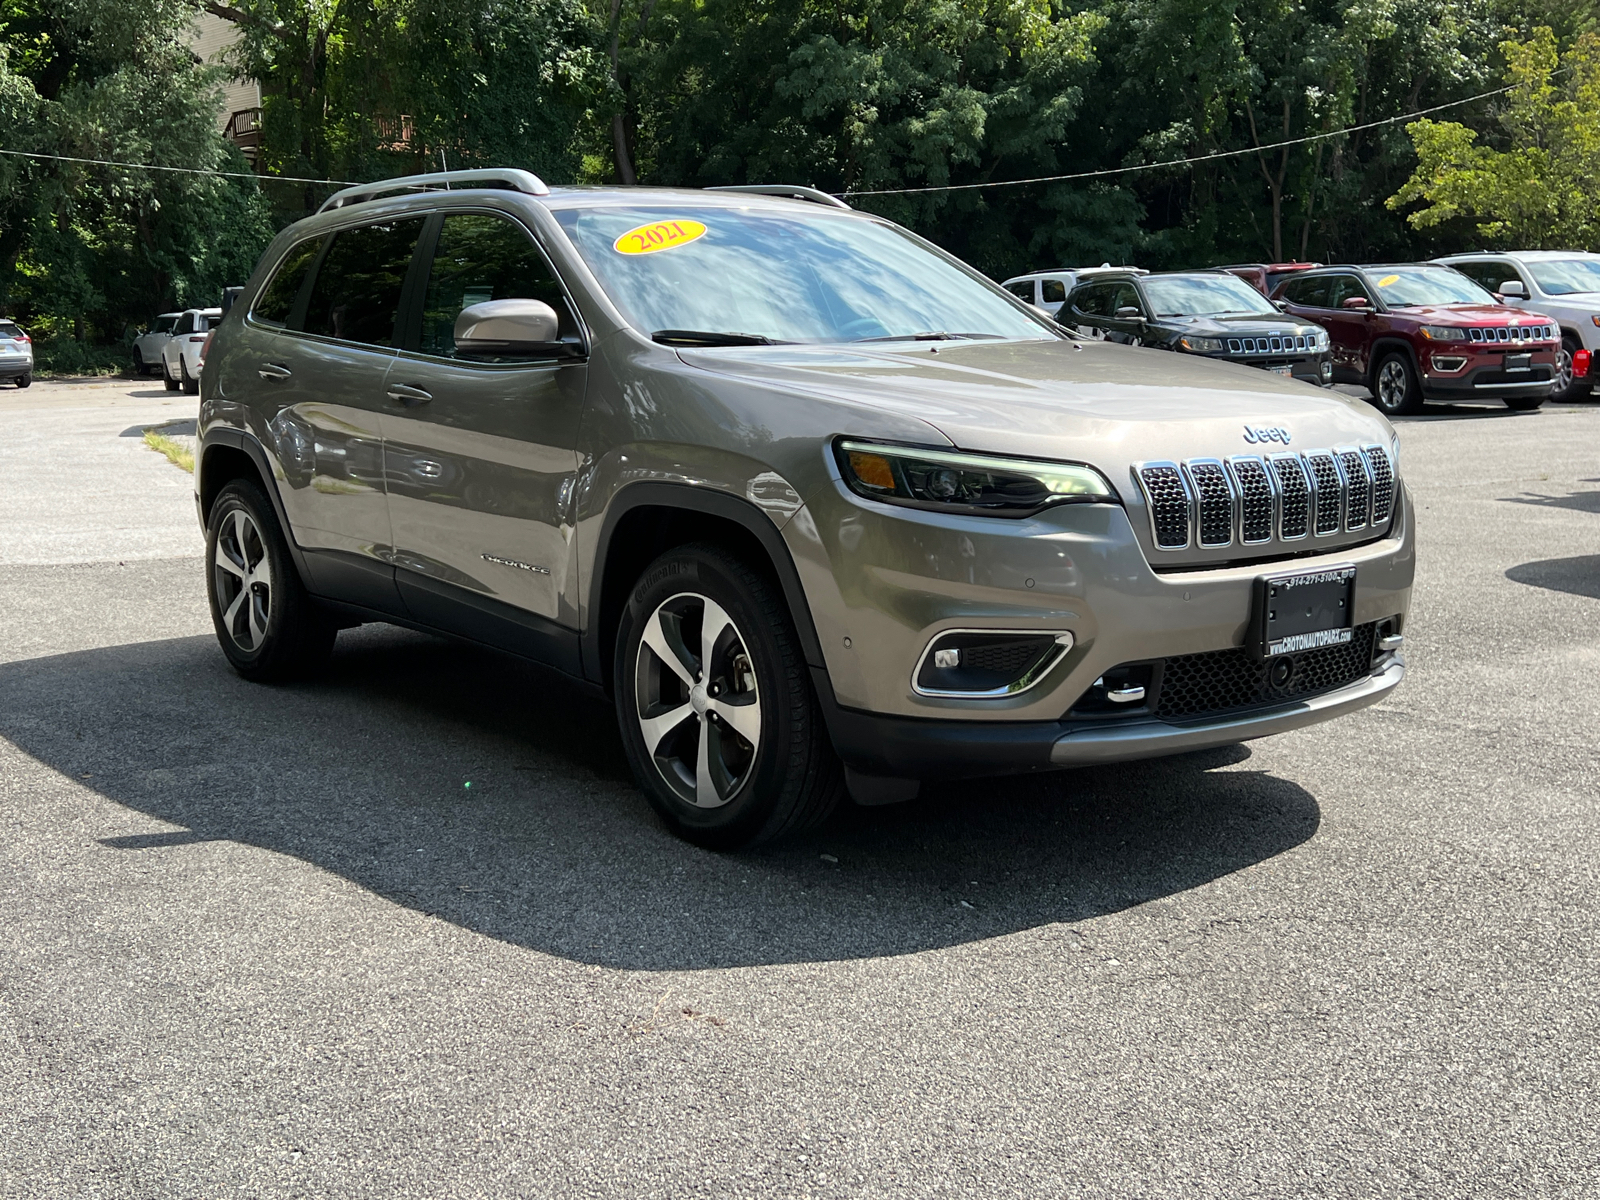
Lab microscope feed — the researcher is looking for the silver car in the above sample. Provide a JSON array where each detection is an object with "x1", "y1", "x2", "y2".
[{"x1": 196, "y1": 170, "x2": 1413, "y2": 847}]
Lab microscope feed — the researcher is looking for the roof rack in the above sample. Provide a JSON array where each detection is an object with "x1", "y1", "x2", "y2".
[
  {"x1": 318, "y1": 169, "x2": 550, "y2": 214},
  {"x1": 706, "y1": 184, "x2": 851, "y2": 210}
]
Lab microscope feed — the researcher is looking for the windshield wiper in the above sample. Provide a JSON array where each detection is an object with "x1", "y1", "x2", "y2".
[
  {"x1": 851, "y1": 331, "x2": 993, "y2": 342},
  {"x1": 652, "y1": 329, "x2": 785, "y2": 347}
]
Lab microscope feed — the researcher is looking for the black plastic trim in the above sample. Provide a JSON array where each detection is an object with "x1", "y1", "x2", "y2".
[{"x1": 395, "y1": 568, "x2": 582, "y2": 676}]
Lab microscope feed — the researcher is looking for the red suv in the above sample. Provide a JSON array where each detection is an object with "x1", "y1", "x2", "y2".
[
  {"x1": 1221, "y1": 261, "x2": 1323, "y2": 296},
  {"x1": 1272, "y1": 264, "x2": 1557, "y2": 415}
]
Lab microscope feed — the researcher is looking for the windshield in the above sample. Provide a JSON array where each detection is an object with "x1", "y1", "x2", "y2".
[
  {"x1": 1370, "y1": 267, "x2": 1494, "y2": 307},
  {"x1": 552, "y1": 206, "x2": 1052, "y2": 344},
  {"x1": 1142, "y1": 275, "x2": 1277, "y2": 317},
  {"x1": 1525, "y1": 258, "x2": 1600, "y2": 296}
]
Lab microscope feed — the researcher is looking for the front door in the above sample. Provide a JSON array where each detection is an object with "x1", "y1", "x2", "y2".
[
  {"x1": 381, "y1": 210, "x2": 587, "y2": 659},
  {"x1": 1315, "y1": 274, "x2": 1375, "y2": 382}
]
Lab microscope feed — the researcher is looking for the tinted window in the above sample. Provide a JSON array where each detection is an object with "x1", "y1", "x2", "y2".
[
  {"x1": 1281, "y1": 276, "x2": 1330, "y2": 307},
  {"x1": 418, "y1": 214, "x2": 574, "y2": 359},
  {"x1": 203, "y1": 314, "x2": 222, "y2": 330},
  {"x1": 152, "y1": 315, "x2": 177, "y2": 334},
  {"x1": 252, "y1": 238, "x2": 323, "y2": 327},
  {"x1": 1040, "y1": 279, "x2": 1067, "y2": 304},
  {"x1": 1108, "y1": 282, "x2": 1144, "y2": 316},
  {"x1": 174, "y1": 312, "x2": 192, "y2": 335},
  {"x1": 302, "y1": 219, "x2": 424, "y2": 346},
  {"x1": 1324, "y1": 276, "x2": 1371, "y2": 308},
  {"x1": 1004, "y1": 281, "x2": 1035, "y2": 302},
  {"x1": 1070, "y1": 284, "x2": 1110, "y2": 316},
  {"x1": 0, "y1": 321, "x2": 19, "y2": 337}
]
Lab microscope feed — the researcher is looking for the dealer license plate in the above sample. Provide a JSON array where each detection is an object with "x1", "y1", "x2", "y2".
[
  {"x1": 1270, "y1": 364, "x2": 1294, "y2": 376},
  {"x1": 1251, "y1": 565, "x2": 1356, "y2": 658},
  {"x1": 1504, "y1": 352, "x2": 1532, "y2": 372}
]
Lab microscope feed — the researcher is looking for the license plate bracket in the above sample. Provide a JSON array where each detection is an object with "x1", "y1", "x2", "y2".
[
  {"x1": 1505, "y1": 352, "x2": 1532, "y2": 372},
  {"x1": 1269, "y1": 364, "x2": 1294, "y2": 376},
  {"x1": 1250, "y1": 565, "x2": 1356, "y2": 658}
]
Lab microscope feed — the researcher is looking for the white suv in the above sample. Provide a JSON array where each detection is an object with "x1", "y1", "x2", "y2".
[
  {"x1": 133, "y1": 313, "x2": 181, "y2": 377},
  {"x1": 0, "y1": 318, "x2": 32, "y2": 387},
  {"x1": 1435, "y1": 251, "x2": 1600, "y2": 401},
  {"x1": 1001, "y1": 266, "x2": 1147, "y2": 316},
  {"x1": 160, "y1": 308, "x2": 221, "y2": 394}
]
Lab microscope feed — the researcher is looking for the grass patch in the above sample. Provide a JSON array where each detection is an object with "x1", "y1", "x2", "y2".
[{"x1": 142, "y1": 429, "x2": 194, "y2": 473}]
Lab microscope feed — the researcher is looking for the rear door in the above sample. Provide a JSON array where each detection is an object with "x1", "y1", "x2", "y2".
[
  {"x1": 223, "y1": 218, "x2": 426, "y2": 610},
  {"x1": 380, "y1": 209, "x2": 588, "y2": 660}
]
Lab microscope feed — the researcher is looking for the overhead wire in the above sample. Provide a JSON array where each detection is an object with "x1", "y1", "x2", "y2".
[
  {"x1": 839, "y1": 80, "x2": 1525, "y2": 198},
  {"x1": 0, "y1": 147, "x2": 357, "y2": 187}
]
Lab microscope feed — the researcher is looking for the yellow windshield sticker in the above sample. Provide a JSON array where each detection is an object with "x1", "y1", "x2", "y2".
[
  {"x1": 613, "y1": 219, "x2": 708, "y2": 255},
  {"x1": 1376, "y1": 274, "x2": 1400, "y2": 287}
]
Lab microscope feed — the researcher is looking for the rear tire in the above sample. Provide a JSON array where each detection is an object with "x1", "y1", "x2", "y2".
[
  {"x1": 132, "y1": 348, "x2": 147, "y2": 377},
  {"x1": 1503, "y1": 393, "x2": 1548, "y2": 412},
  {"x1": 1371, "y1": 352, "x2": 1423, "y2": 416},
  {"x1": 614, "y1": 543, "x2": 842, "y2": 849},
  {"x1": 1553, "y1": 334, "x2": 1591, "y2": 402},
  {"x1": 206, "y1": 478, "x2": 336, "y2": 682},
  {"x1": 163, "y1": 357, "x2": 180, "y2": 392},
  {"x1": 14, "y1": 373, "x2": 29, "y2": 389},
  {"x1": 180, "y1": 357, "x2": 199, "y2": 395}
]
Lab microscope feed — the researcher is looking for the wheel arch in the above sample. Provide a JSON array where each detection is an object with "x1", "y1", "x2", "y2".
[
  {"x1": 197, "y1": 430, "x2": 313, "y2": 581},
  {"x1": 584, "y1": 483, "x2": 827, "y2": 693},
  {"x1": 1367, "y1": 336, "x2": 1421, "y2": 386}
]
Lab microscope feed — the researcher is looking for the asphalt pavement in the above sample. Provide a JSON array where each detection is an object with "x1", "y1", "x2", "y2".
[{"x1": 1, "y1": 378, "x2": 1597, "y2": 1197}]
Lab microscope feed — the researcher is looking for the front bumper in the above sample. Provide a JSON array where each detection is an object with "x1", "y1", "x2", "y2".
[
  {"x1": 1211, "y1": 349, "x2": 1331, "y2": 387},
  {"x1": 1420, "y1": 352, "x2": 1555, "y2": 399},
  {"x1": 821, "y1": 655, "x2": 1403, "y2": 777}
]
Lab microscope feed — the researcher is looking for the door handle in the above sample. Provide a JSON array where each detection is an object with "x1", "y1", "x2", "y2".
[
  {"x1": 258, "y1": 363, "x2": 292, "y2": 381},
  {"x1": 386, "y1": 383, "x2": 433, "y2": 405}
]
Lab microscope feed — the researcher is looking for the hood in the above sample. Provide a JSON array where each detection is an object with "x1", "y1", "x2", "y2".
[
  {"x1": 1160, "y1": 312, "x2": 1323, "y2": 337},
  {"x1": 677, "y1": 337, "x2": 1391, "y2": 468},
  {"x1": 1386, "y1": 303, "x2": 1545, "y2": 324}
]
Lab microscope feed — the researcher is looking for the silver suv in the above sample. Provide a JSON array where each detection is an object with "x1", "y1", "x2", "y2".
[{"x1": 197, "y1": 170, "x2": 1414, "y2": 847}]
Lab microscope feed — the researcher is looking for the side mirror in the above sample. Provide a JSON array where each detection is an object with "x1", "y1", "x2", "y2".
[
  {"x1": 1271, "y1": 299, "x2": 1287, "y2": 311},
  {"x1": 1114, "y1": 305, "x2": 1144, "y2": 321},
  {"x1": 1499, "y1": 280, "x2": 1528, "y2": 299},
  {"x1": 1341, "y1": 296, "x2": 1371, "y2": 310},
  {"x1": 453, "y1": 299, "x2": 578, "y2": 359}
]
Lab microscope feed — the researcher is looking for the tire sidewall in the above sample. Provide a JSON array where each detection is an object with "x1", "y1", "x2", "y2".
[
  {"x1": 1372, "y1": 352, "x2": 1417, "y2": 415},
  {"x1": 1554, "y1": 335, "x2": 1590, "y2": 402},
  {"x1": 206, "y1": 482, "x2": 291, "y2": 674},
  {"x1": 614, "y1": 548, "x2": 803, "y2": 846}
]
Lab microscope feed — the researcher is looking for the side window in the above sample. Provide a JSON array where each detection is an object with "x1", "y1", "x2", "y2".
[
  {"x1": 174, "y1": 312, "x2": 192, "y2": 335},
  {"x1": 1453, "y1": 260, "x2": 1514, "y2": 292},
  {"x1": 1004, "y1": 281, "x2": 1035, "y2": 302},
  {"x1": 302, "y1": 218, "x2": 425, "y2": 347},
  {"x1": 153, "y1": 315, "x2": 177, "y2": 335},
  {"x1": 1281, "y1": 277, "x2": 1328, "y2": 307},
  {"x1": 1324, "y1": 275, "x2": 1370, "y2": 308},
  {"x1": 417, "y1": 213, "x2": 576, "y2": 360},
  {"x1": 1109, "y1": 282, "x2": 1144, "y2": 315},
  {"x1": 252, "y1": 238, "x2": 323, "y2": 328},
  {"x1": 1040, "y1": 279, "x2": 1067, "y2": 304},
  {"x1": 1070, "y1": 284, "x2": 1106, "y2": 316}
]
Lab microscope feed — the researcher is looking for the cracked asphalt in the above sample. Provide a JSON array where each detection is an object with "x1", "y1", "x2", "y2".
[{"x1": 1, "y1": 379, "x2": 1597, "y2": 1197}]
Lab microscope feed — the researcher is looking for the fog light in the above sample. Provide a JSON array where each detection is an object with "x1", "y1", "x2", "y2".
[
  {"x1": 1268, "y1": 657, "x2": 1295, "y2": 687},
  {"x1": 933, "y1": 648, "x2": 961, "y2": 669},
  {"x1": 915, "y1": 630, "x2": 1073, "y2": 697}
]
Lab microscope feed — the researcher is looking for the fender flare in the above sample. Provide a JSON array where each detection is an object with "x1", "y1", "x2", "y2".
[
  {"x1": 197, "y1": 427, "x2": 313, "y2": 581},
  {"x1": 582, "y1": 481, "x2": 827, "y2": 687},
  {"x1": 1367, "y1": 337, "x2": 1421, "y2": 387}
]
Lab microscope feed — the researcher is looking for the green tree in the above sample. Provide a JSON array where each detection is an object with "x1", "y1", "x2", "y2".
[{"x1": 1389, "y1": 26, "x2": 1600, "y2": 248}]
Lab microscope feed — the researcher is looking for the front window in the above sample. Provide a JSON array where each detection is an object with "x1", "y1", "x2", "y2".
[
  {"x1": 1142, "y1": 275, "x2": 1277, "y2": 317},
  {"x1": 552, "y1": 206, "x2": 1052, "y2": 344},
  {"x1": 1369, "y1": 267, "x2": 1494, "y2": 307},
  {"x1": 153, "y1": 315, "x2": 177, "y2": 334},
  {"x1": 1525, "y1": 258, "x2": 1600, "y2": 296}
]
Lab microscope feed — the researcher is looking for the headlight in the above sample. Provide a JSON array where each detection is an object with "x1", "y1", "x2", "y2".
[
  {"x1": 1420, "y1": 325, "x2": 1465, "y2": 341},
  {"x1": 836, "y1": 440, "x2": 1118, "y2": 516},
  {"x1": 1312, "y1": 328, "x2": 1330, "y2": 351},
  {"x1": 1178, "y1": 335, "x2": 1224, "y2": 353}
]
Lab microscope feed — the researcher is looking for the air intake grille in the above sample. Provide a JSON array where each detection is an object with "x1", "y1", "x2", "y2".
[
  {"x1": 1230, "y1": 458, "x2": 1274, "y2": 542},
  {"x1": 1136, "y1": 465, "x2": 1190, "y2": 549},
  {"x1": 1338, "y1": 450, "x2": 1370, "y2": 530},
  {"x1": 1187, "y1": 461, "x2": 1233, "y2": 547},
  {"x1": 1466, "y1": 325, "x2": 1553, "y2": 343},
  {"x1": 1135, "y1": 446, "x2": 1395, "y2": 553},
  {"x1": 1365, "y1": 446, "x2": 1394, "y2": 524},
  {"x1": 1271, "y1": 455, "x2": 1310, "y2": 539},
  {"x1": 1154, "y1": 623, "x2": 1378, "y2": 721}
]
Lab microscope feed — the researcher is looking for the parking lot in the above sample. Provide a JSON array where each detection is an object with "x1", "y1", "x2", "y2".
[{"x1": 2, "y1": 377, "x2": 1597, "y2": 1197}]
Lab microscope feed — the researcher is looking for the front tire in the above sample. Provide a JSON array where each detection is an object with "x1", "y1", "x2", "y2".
[
  {"x1": 614, "y1": 543, "x2": 842, "y2": 849},
  {"x1": 1371, "y1": 352, "x2": 1423, "y2": 416},
  {"x1": 206, "y1": 479, "x2": 336, "y2": 681},
  {"x1": 1553, "y1": 335, "x2": 1591, "y2": 402}
]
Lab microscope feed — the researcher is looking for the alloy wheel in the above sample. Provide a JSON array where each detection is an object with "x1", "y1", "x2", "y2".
[
  {"x1": 213, "y1": 509, "x2": 273, "y2": 652},
  {"x1": 1376, "y1": 359, "x2": 1409, "y2": 412},
  {"x1": 634, "y1": 591, "x2": 762, "y2": 809},
  {"x1": 1556, "y1": 345, "x2": 1574, "y2": 394}
]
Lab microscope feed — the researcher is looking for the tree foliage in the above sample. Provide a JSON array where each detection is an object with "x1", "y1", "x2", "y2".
[{"x1": 1389, "y1": 27, "x2": 1600, "y2": 248}]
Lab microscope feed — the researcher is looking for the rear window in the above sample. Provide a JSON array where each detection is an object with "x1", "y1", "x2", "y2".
[
  {"x1": 1040, "y1": 279, "x2": 1067, "y2": 304},
  {"x1": 0, "y1": 321, "x2": 20, "y2": 337},
  {"x1": 301, "y1": 219, "x2": 425, "y2": 346},
  {"x1": 152, "y1": 315, "x2": 177, "y2": 334}
]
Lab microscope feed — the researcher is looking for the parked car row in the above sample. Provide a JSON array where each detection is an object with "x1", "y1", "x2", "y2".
[
  {"x1": 1005, "y1": 250, "x2": 1600, "y2": 415},
  {"x1": 133, "y1": 308, "x2": 223, "y2": 393}
]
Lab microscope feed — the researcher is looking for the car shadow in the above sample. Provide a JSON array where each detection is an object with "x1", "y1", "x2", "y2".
[
  {"x1": 119, "y1": 418, "x2": 197, "y2": 437},
  {"x1": 1498, "y1": 488, "x2": 1600, "y2": 514},
  {"x1": 0, "y1": 627, "x2": 1321, "y2": 970},
  {"x1": 1506, "y1": 556, "x2": 1600, "y2": 601}
]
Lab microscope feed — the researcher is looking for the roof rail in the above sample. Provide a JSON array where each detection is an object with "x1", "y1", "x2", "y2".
[
  {"x1": 706, "y1": 184, "x2": 851, "y2": 210},
  {"x1": 318, "y1": 168, "x2": 550, "y2": 214}
]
